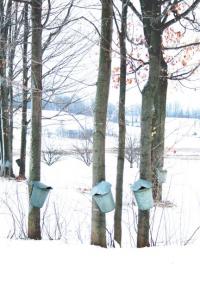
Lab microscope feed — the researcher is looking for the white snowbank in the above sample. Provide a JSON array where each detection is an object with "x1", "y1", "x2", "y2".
[{"x1": 0, "y1": 239, "x2": 199, "y2": 300}]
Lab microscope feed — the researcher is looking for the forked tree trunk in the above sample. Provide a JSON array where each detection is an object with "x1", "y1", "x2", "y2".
[
  {"x1": 114, "y1": 0, "x2": 128, "y2": 247},
  {"x1": 28, "y1": 0, "x2": 42, "y2": 240},
  {"x1": 19, "y1": 3, "x2": 29, "y2": 178},
  {"x1": 152, "y1": 56, "x2": 168, "y2": 202},
  {"x1": 137, "y1": 0, "x2": 161, "y2": 248},
  {"x1": 91, "y1": 0, "x2": 113, "y2": 247}
]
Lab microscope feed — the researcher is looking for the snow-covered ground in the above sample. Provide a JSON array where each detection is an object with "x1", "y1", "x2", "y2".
[
  {"x1": 2, "y1": 113, "x2": 200, "y2": 245},
  {"x1": 1, "y1": 113, "x2": 200, "y2": 298},
  {"x1": 0, "y1": 239, "x2": 200, "y2": 300}
]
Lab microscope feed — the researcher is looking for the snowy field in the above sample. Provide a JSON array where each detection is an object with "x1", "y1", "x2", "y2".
[
  {"x1": 0, "y1": 240, "x2": 200, "y2": 300},
  {"x1": 1, "y1": 112, "x2": 200, "y2": 299},
  {"x1": 2, "y1": 111, "x2": 200, "y2": 246}
]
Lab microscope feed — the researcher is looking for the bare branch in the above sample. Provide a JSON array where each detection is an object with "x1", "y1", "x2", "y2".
[
  {"x1": 42, "y1": 0, "x2": 74, "y2": 53},
  {"x1": 113, "y1": 7, "x2": 121, "y2": 36},
  {"x1": 42, "y1": 0, "x2": 51, "y2": 28},
  {"x1": 13, "y1": 0, "x2": 31, "y2": 4},
  {"x1": 163, "y1": 0, "x2": 200, "y2": 29},
  {"x1": 169, "y1": 63, "x2": 200, "y2": 80},
  {"x1": 164, "y1": 41, "x2": 200, "y2": 50},
  {"x1": 78, "y1": 16, "x2": 100, "y2": 36},
  {"x1": 126, "y1": 0, "x2": 142, "y2": 21}
]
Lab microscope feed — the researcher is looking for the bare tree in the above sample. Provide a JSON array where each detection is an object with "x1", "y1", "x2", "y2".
[
  {"x1": 137, "y1": 0, "x2": 162, "y2": 248},
  {"x1": 72, "y1": 138, "x2": 92, "y2": 166},
  {"x1": 125, "y1": 135, "x2": 140, "y2": 168},
  {"x1": 91, "y1": 0, "x2": 113, "y2": 247},
  {"x1": 42, "y1": 144, "x2": 63, "y2": 166},
  {"x1": 28, "y1": 0, "x2": 42, "y2": 240},
  {"x1": 0, "y1": 0, "x2": 12, "y2": 176},
  {"x1": 129, "y1": 0, "x2": 200, "y2": 247},
  {"x1": 19, "y1": 2, "x2": 30, "y2": 179},
  {"x1": 114, "y1": 0, "x2": 128, "y2": 247},
  {"x1": 17, "y1": 0, "x2": 98, "y2": 178}
]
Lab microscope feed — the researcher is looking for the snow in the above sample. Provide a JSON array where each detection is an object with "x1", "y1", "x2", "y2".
[
  {"x1": 0, "y1": 239, "x2": 199, "y2": 300},
  {"x1": 3, "y1": 115, "x2": 200, "y2": 242},
  {"x1": 3, "y1": 114, "x2": 200, "y2": 246},
  {"x1": 1, "y1": 114, "x2": 200, "y2": 298}
]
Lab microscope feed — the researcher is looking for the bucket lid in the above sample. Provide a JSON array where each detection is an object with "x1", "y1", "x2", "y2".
[
  {"x1": 91, "y1": 181, "x2": 111, "y2": 196},
  {"x1": 131, "y1": 179, "x2": 152, "y2": 192},
  {"x1": 32, "y1": 181, "x2": 53, "y2": 190}
]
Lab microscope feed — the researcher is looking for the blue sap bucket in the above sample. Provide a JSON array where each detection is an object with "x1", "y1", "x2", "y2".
[
  {"x1": 30, "y1": 181, "x2": 52, "y2": 208},
  {"x1": 156, "y1": 169, "x2": 167, "y2": 184},
  {"x1": 91, "y1": 181, "x2": 115, "y2": 213},
  {"x1": 131, "y1": 179, "x2": 153, "y2": 210}
]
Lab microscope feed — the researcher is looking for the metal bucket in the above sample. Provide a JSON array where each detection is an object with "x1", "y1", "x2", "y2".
[
  {"x1": 91, "y1": 181, "x2": 115, "y2": 213},
  {"x1": 131, "y1": 179, "x2": 154, "y2": 210},
  {"x1": 156, "y1": 169, "x2": 167, "y2": 184},
  {"x1": 16, "y1": 158, "x2": 21, "y2": 167},
  {"x1": 30, "y1": 181, "x2": 52, "y2": 208}
]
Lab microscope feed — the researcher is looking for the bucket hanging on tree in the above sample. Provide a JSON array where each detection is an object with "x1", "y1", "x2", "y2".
[
  {"x1": 91, "y1": 180, "x2": 115, "y2": 213},
  {"x1": 131, "y1": 179, "x2": 154, "y2": 210},
  {"x1": 156, "y1": 168, "x2": 167, "y2": 184},
  {"x1": 30, "y1": 181, "x2": 52, "y2": 208}
]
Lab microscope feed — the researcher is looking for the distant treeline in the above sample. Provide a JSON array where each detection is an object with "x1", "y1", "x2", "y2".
[{"x1": 14, "y1": 95, "x2": 200, "y2": 121}]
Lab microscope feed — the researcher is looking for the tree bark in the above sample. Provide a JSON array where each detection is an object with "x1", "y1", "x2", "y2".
[
  {"x1": 137, "y1": 0, "x2": 161, "y2": 248},
  {"x1": 91, "y1": 0, "x2": 113, "y2": 247},
  {"x1": 0, "y1": 0, "x2": 12, "y2": 177},
  {"x1": 114, "y1": 0, "x2": 128, "y2": 247},
  {"x1": 28, "y1": 0, "x2": 42, "y2": 240},
  {"x1": 8, "y1": 3, "x2": 19, "y2": 178},
  {"x1": 19, "y1": 2, "x2": 29, "y2": 178},
  {"x1": 151, "y1": 55, "x2": 168, "y2": 202}
]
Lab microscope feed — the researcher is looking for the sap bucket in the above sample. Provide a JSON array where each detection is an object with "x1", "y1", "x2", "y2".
[
  {"x1": 131, "y1": 179, "x2": 153, "y2": 210},
  {"x1": 156, "y1": 169, "x2": 167, "y2": 184},
  {"x1": 91, "y1": 181, "x2": 115, "y2": 213},
  {"x1": 30, "y1": 181, "x2": 52, "y2": 208},
  {"x1": 16, "y1": 158, "x2": 21, "y2": 167}
]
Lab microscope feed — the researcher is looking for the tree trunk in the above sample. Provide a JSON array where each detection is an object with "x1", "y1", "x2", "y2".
[
  {"x1": 151, "y1": 55, "x2": 168, "y2": 202},
  {"x1": 137, "y1": 0, "x2": 161, "y2": 248},
  {"x1": 91, "y1": 0, "x2": 113, "y2": 247},
  {"x1": 8, "y1": 64, "x2": 14, "y2": 177},
  {"x1": 0, "y1": 63, "x2": 9, "y2": 176},
  {"x1": 28, "y1": 0, "x2": 42, "y2": 240},
  {"x1": 114, "y1": 0, "x2": 128, "y2": 247},
  {"x1": 0, "y1": 0, "x2": 12, "y2": 177},
  {"x1": 19, "y1": 3, "x2": 29, "y2": 179},
  {"x1": 8, "y1": 3, "x2": 19, "y2": 178},
  {"x1": 0, "y1": 114, "x2": 2, "y2": 162}
]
